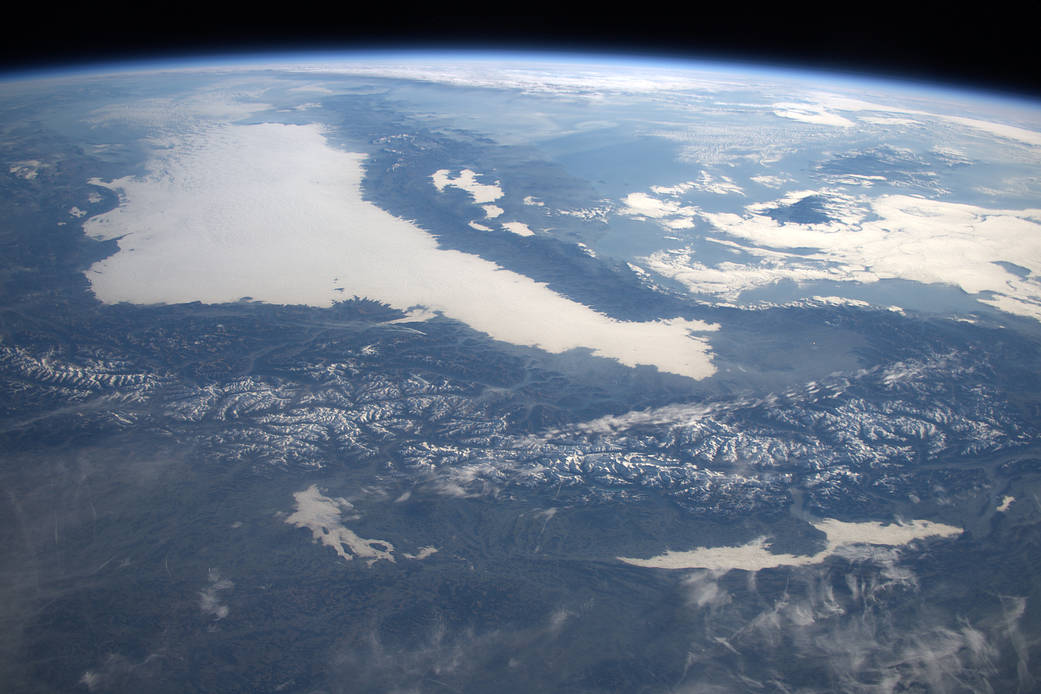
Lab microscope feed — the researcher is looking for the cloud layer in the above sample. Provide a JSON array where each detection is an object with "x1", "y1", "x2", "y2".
[
  {"x1": 618, "y1": 517, "x2": 962, "y2": 570},
  {"x1": 83, "y1": 122, "x2": 717, "y2": 379},
  {"x1": 635, "y1": 185, "x2": 1041, "y2": 319}
]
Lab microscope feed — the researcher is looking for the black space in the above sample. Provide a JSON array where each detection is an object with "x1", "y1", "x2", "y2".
[{"x1": 2, "y1": 9, "x2": 1037, "y2": 99}]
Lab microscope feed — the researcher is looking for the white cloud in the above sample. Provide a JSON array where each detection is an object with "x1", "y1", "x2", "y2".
[
  {"x1": 199, "y1": 567, "x2": 233, "y2": 619},
  {"x1": 619, "y1": 191, "x2": 699, "y2": 231},
  {"x1": 772, "y1": 102, "x2": 856, "y2": 127},
  {"x1": 619, "y1": 173, "x2": 745, "y2": 235},
  {"x1": 577, "y1": 242, "x2": 597, "y2": 257},
  {"x1": 285, "y1": 485, "x2": 396, "y2": 566},
  {"x1": 288, "y1": 84, "x2": 334, "y2": 94},
  {"x1": 860, "y1": 116, "x2": 920, "y2": 126},
  {"x1": 943, "y1": 115, "x2": 1041, "y2": 147},
  {"x1": 8, "y1": 160, "x2": 45, "y2": 179},
  {"x1": 618, "y1": 517, "x2": 961, "y2": 571},
  {"x1": 546, "y1": 607, "x2": 573, "y2": 634},
  {"x1": 650, "y1": 182, "x2": 695, "y2": 196},
  {"x1": 643, "y1": 247, "x2": 848, "y2": 301},
  {"x1": 744, "y1": 188, "x2": 867, "y2": 223},
  {"x1": 978, "y1": 293, "x2": 1041, "y2": 321},
  {"x1": 87, "y1": 87, "x2": 271, "y2": 131},
  {"x1": 695, "y1": 171, "x2": 745, "y2": 195},
  {"x1": 974, "y1": 175, "x2": 1041, "y2": 198},
  {"x1": 825, "y1": 174, "x2": 888, "y2": 186},
  {"x1": 431, "y1": 168, "x2": 503, "y2": 204},
  {"x1": 501, "y1": 221, "x2": 535, "y2": 236},
  {"x1": 684, "y1": 570, "x2": 732, "y2": 609},
  {"x1": 651, "y1": 171, "x2": 745, "y2": 196},
  {"x1": 642, "y1": 188, "x2": 1041, "y2": 320},
  {"x1": 670, "y1": 555, "x2": 1019, "y2": 693},
  {"x1": 810, "y1": 295, "x2": 871, "y2": 308},
  {"x1": 812, "y1": 92, "x2": 1041, "y2": 148},
  {"x1": 82, "y1": 122, "x2": 717, "y2": 379},
  {"x1": 1000, "y1": 595, "x2": 1034, "y2": 689},
  {"x1": 620, "y1": 192, "x2": 698, "y2": 219},
  {"x1": 557, "y1": 204, "x2": 611, "y2": 221},
  {"x1": 749, "y1": 174, "x2": 790, "y2": 188},
  {"x1": 663, "y1": 217, "x2": 696, "y2": 230},
  {"x1": 285, "y1": 59, "x2": 751, "y2": 98}
]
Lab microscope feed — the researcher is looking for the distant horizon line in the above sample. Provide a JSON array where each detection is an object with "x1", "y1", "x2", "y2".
[{"x1": 2, "y1": 48, "x2": 1039, "y2": 107}]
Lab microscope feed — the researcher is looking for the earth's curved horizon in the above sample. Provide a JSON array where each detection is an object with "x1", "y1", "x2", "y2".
[{"x1": 2, "y1": 51, "x2": 1040, "y2": 693}]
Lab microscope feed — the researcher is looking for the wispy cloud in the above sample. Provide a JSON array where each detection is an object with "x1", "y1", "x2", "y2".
[
  {"x1": 673, "y1": 559, "x2": 1021, "y2": 693},
  {"x1": 325, "y1": 601, "x2": 583, "y2": 692},
  {"x1": 811, "y1": 92, "x2": 1041, "y2": 148},
  {"x1": 284, "y1": 60, "x2": 753, "y2": 99},
  {"x1": 199, "y1": 567, "x2": 233, "y2": 619}
]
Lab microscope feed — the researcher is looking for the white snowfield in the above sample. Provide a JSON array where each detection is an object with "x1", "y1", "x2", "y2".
[{"x1": 83, "y1": 122, "x2": 717, "y2": 380}]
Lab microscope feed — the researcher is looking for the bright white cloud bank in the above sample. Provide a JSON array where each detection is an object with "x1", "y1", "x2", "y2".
[
  {"x1": 772, "y1": 102, "x2": 856, "y2": 128},
  {"x1": 640, "y1": 188, "x2": 1041, "y2": 320},
  {"x1": 618, "y1": 517, "x2": 962, "y2": 571},
  {"x1": 83, "y1": 123, "x2": 716, "y2": 379},
  {"x1": 810, "y1": 93, "x2": 1041, "y2": 148}
]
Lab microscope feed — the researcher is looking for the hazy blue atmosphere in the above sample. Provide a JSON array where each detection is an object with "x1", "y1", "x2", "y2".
[{"x1": 2, "y1": 52, "x2": 1041, "y2": 693}]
